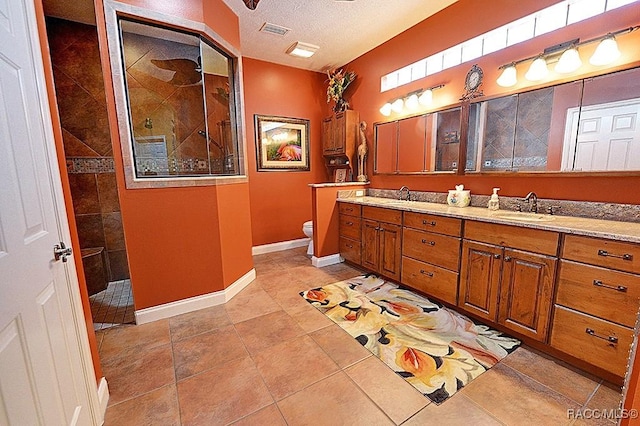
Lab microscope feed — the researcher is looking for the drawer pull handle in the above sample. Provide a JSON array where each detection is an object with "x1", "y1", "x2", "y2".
[
  {"x1": 422, "y1": 220, "x2": 436, "y2": 226},
  {"x1": 421, "y1": 239, "x2": 435, "y2": 246},
  {"x1": 345, "y1": 207, "x2": 353, "y2": 212},
  {"x1": 598, "y1": 249, "x2": 633, "y2": 261},
  {"x1": 504, "y1": 256, "x2": 512, "y2": 262},
  {"x1": 585, "y1": 328, "x2": 618, "y2": 345},
  {"x1": 346, "y1": 221, "x2": 353, "y2": 226},
  {"x1": 346, "y1": 244, "x2": 353, "y2": 249},
  {"x1": 593, "y1": 280, "x2": 627, "y2": 293},
  {"x1": 419, "y1": 269, "x2": 434, "y2": 277}
]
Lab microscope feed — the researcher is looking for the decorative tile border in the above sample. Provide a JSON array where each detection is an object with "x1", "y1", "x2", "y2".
[
  {"x1": 365, "y1": 188, "x2": 640, "y2": 224},
  {"x1": 67, "y1": 157, "x2": 115, "y2": 174}
]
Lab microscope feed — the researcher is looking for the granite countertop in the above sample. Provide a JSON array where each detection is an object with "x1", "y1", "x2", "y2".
[
  {"x1": 338, "y1": 196, "x2": 640, "y2": 243},
  {"x1": 309, "y1": 182, "x2": 370, "y2": 188}
]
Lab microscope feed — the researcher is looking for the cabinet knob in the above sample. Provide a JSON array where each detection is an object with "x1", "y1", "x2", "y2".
[
  {"x1": 346, "y1": 221, "x2": 353, "y2": 226},
  {"x1": 493, "y1": 254, "x2": 501, "y2": 259},
  {"x1": 504, "y1": 256, "x2": 512, "y2": 262}
]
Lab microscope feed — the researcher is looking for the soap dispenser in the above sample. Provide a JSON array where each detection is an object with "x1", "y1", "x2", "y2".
[{"x1": 488, "y1": 188, "x2": 500, "y2": 211}]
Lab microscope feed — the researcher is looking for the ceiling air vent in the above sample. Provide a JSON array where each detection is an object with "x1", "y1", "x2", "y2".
[{"x1": 259, "y1": 22, "x2": 290, "y2": 36}]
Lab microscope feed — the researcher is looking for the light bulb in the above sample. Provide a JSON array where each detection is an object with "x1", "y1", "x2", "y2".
[
  {"x1": 555, "y1": 48, "x2": 582, "y2": 74},
  {"x1": 590, "y1": 37, "x2": 621, "y2": 66},
  {"x1": 525, "y1": 57, "x2": 549, "y2": 81},
  {"x1": 497, "y1": 65, "x2": 517, "y2": 87},
  {"x1": 405, "y1": 93, "x2": 419, "y2": 110},
  {"x1": 391, "y1": 98, "x2": 404, "y2": 113},
  {"x1": 379, "y1": 102, "x2": 392, "y2": 116},
  {"x1": 418, "y1": 89, "x2": 433, "y2": 106}
]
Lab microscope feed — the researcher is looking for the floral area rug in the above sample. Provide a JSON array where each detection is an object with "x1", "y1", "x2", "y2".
[{"x1": 300, "y1": 274, "x2": 520, "y2": 404}]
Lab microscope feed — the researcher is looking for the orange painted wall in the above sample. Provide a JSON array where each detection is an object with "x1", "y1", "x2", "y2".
[
  {"x1": 243, "y1": 58, "x2": 329, "y2": 247},
  {"x1": 34, "y1": 0, "x2": 102, "y2": 381},
  {"x1": 345, "y1": 0, "x2": 640, "y2": 203},
  {"x1": 94, "y1": 0, "x2": 252, "y2": 310}
]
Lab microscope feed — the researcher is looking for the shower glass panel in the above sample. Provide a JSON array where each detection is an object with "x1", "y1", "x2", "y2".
[{"x1": 118, "y1": 18, "x2": 239, "y2": 177}]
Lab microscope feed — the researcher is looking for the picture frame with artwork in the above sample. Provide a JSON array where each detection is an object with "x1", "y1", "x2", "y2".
[
  {"x1": 334, "y1": 168, "x2": 347, "y2": 183},
  {"x1": 255, "y1": 115, "x2": 310, "y2": 171}
]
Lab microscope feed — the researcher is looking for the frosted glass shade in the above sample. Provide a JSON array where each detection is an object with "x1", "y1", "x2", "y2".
[
  {"x1": 497, "y1": 65, "x2": 517, "y2": 87},
  {"x1": 379, "y1": 102, "x2": 392, "y2": 116},
  {"x1": 391, "y1": 98, "x2": 404, "y2": 113},
  {"x1": 590, "y1": 37, "x2": 621, "y2": 66},
  {"x1": 405, "y1": 93, "x2": 420, "y2": 110},
  {"x1": 418, "y1": 89, "x2": 433, "y2": 106},
  {"x1": 525, "y1": 57, "x2": 549, "y2": 81},
  {"x1": 555, "y1": 48, "x2": 582, "y2": 73}
]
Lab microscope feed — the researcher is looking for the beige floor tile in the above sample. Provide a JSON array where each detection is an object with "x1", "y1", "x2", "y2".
[
  {"x1": 230, "y1": 404, "x2": 287, "y2": 426},
  {"x1": 99, "y1": 320, "x2": 171, "y2": 361},
  {"x1": 345, "y1": 356, "x2": 428, "y2": 424},
  {"x1": 102, "y1": 343, "x2": 175, "y2": 406},
  {"x1": 234, "y1": 310, "x2": 306, "y2": 356},
  {"x1": 287, "y1": 303, "x2": 336, "y2": 333},
  {"x1": 224, "y1": 287, "x2": 282, "y2": 323},
  {"x1": 277, "y1": 372, "x2": 393, "y2": 426},
  {"x1": 502, "y1": 346, "x2": 600, "y2": 404},
  {"x1": 462, "y1": 362, "x2": 580, "y2": 425},
  {"x1": 172, "y1": 325, "x2": 248, "y2": 380},
  {"x1": 253, "y1": 335, "x2": 340, "y2": 400},
  {"x1": 168, "y1": 305, "x2": 231, "y2": 342},
  {"x1": 404, "y1": 394, "x2": 503, "y2": 426},
  {"x1": 310, "y1": 323, "x2": 371, "y2": 368},
  {"x1": 177, "y1": 357, "x2": 273, "y2": 425},
  {"x1": 104, "y1": 384, "x2": 180, "y2": 426},
  {"x1": 585, "y1": 382, "x2": 623, "y2": 411}
]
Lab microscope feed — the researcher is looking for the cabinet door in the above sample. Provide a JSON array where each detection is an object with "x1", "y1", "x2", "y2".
[
  {"x1": 379, "y1": 222, "x2": 402, "y2": 281},
  {"x1": 459, "y1": 240, "x2": 502, "y2": 321},
  {"x1": 498, "y1": 249, "x2": 557, "y2": 342},
  {"x1": 322, "y1": 117, "x2": 334, "y2": 154},
  {"x1": 361, "y1": 219, "x2": 380, "y2": 271},
  {"x1": 333, "y1": 113, "x2": 346, "y2": 154}
]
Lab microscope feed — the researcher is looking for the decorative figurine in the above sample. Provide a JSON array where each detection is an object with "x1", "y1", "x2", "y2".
[{"x1": 357, "y1": 121, "x2": 368, "y2": 182}]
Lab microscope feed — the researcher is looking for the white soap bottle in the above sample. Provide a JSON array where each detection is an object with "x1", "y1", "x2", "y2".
[{"x1": 488, "y1": 187, "x2": 500, "y2": 211}]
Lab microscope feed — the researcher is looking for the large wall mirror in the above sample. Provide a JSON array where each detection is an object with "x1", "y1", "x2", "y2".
[
  {"x1": 375, "y1": 66, "x2": 640, "y2": 175},
  {"x1": 374, "y1": 106, "x2": 462, "y2": 174},
  {"x1": 117, "y1": 18, "x2": 241, "y2": 179}
]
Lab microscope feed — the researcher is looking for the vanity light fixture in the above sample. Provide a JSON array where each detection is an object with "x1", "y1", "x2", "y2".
[
  {"x1": 495, "y1": 26, "x2": 638, "y2": 87},
  {"x1": 379, "y1": 84, "x2": 444, "y2": 116},
  {"x1": 286, "y1": 41, "x2": 319, "y2": 58}
]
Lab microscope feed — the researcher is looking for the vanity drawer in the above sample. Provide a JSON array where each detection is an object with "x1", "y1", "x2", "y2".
[
  {"x1": 339, "y1": 203, "x2": 361, "y2": 217},
  {"x1": 339, "y1": 215, "x2": 361, "y2": 240},
  {"x1": 362, "y1": 206, "x2": 402, "y2": 225},
  {"x1": 403, "y1": 212, "x2": 462, "y2": 237},
  {"x1": 401, "y1": 257, "x2": 458, "y2": 305},
  {"x1": 402, "y1": 227, "x2": 461, "y2": 271},
  {"x1": 464, "y1": 221, "x2": 559, "y2": 256},
  {"x1": 556, "y1": 260, "x2": 640, "y2": 327},
  {"x1": 340, "y1": 237, "x2": 361, "y2": 264},
  {"x1": 563, "y1": 235, "x2": 640, "y2": 274},
  {"x1": 551, "y1": 306, "x2": 633, "y2": 377}
]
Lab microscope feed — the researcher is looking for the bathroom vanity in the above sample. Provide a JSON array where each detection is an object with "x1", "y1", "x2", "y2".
[{"x1": 338, "y1": 196, "x2": 640, "y2": 382}]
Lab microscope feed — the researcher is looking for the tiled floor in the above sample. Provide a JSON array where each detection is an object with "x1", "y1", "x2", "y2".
[
  {"x1": 90, "y1": 280, "x2": 135, "y2": 330},
  {"x1": 97, "y1": 247, "x2": 623, "y2": 425}
]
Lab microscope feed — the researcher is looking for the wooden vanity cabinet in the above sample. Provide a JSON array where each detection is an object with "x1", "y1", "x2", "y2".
[
  {"x1": 361, "y1": 206, "x2": 402, "y2": 281},
  {"x1": 459, "y1": 221, "x2": 558, "y2": 342},
  {"x1": 401, "y1": 212, "x2": 462, "y2": 305},
  {"x1": 338, "y1": 203, "x2": 362, "y2": 265},
  {"x1": 550, "y1": 235, "x2": 640, "y2": 377}
]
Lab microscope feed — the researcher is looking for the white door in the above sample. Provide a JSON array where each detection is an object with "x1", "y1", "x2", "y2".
[
  {"x1": 0, "y1": 0, "x2": 101, "y2": 424},
  {"x1": 563, "y1": 99, "x2": 640, "y2": 171}
]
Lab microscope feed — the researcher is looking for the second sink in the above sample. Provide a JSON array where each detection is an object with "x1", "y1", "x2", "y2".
[{"x1": 494, "y1": 212, "x2": 554, "y2": 222}]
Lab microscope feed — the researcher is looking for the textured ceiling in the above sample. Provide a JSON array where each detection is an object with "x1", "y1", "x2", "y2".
[
  {"x1": 222, "y1": 0, "x2": 458, "y2": 72},
  {"x1": 42, "y1": 0, "x2": 458, "y2": 73}
]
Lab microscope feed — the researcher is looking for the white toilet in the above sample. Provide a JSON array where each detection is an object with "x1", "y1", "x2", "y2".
[{"x1": 302, "y1": 221, "x2": 313, "y2": 256}]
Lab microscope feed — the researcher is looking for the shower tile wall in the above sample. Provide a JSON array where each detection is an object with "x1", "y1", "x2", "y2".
[{"x1": 47, "y1": 17, "x2": 130, "y2": 281}]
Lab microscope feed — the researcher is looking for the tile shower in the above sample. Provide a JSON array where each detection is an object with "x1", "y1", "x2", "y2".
[{"x1": 46, "y1": 17, "x2": 132, "y2": 325}]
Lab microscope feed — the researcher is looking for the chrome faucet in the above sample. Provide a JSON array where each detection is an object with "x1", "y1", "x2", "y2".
[
  {"x1": 522, "y1": 192, "x2": 538, "y2": 213},
  {"x1": 399, "y1": 186, "x2": 410, "y2": 201}
]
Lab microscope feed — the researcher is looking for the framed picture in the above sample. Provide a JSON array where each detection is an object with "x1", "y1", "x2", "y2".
[
  {"x1": 255, "y1": 115, "x2": 310, "y2": 171},
  {"x1": 334, "y1": 168, "x2": 347, "y2": 183}
]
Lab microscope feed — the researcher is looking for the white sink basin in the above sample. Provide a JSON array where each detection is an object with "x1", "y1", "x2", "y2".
[{"x1": 494, "y1": 212, "x2": 554, "y2": 222}]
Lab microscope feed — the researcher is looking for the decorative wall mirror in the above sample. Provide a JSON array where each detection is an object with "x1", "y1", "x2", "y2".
[
  {"x1": 115, "y1": 17, "x2": 242, "y2": 183},
  {"x1": 374, "y1": 106, "x2": 461, "y2": 174}
]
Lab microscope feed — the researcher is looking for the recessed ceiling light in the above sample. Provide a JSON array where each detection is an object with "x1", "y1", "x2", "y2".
[{"x1": 286, "y1": 42, "x2": 319, "y2": 58}]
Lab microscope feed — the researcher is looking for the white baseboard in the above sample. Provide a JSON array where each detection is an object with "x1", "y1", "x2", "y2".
[
  {"x1": 252, "y1": 238, "x2": 310, "y2": 255},
  {"x1": 312, "y1": 254, "x2": 343, "y2": 268},
  {"x1": 97, "y1": 377, "x2": 109, "y2": 421},
  {"x1": 134, "y1": 268, "x2": 256, "y2": 324}
]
